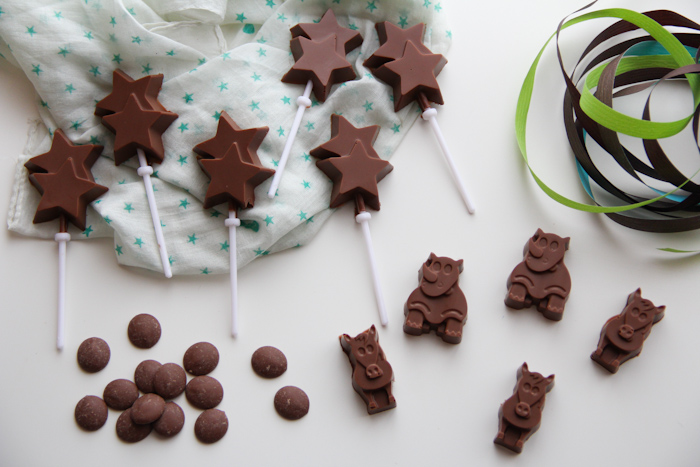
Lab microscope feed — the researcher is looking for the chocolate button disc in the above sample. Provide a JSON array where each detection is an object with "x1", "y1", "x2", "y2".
[
  {"x1": 77, "y1": 337, "x2": 110, "y2": 373},
  {"x1": 153, "y1": 363, "x2": 187, "y2": 399},
  {"x1": 116, "y1": 408, "x2": 152, "y2": 443},
  {"x1": 274, "y1": 386, "x2": 309, "y2": 420},
  {"x1": 183, "y1": 342, "x2": 219, "y2": 376},
  {"x1": 74, "y1": 395, "x2": 108, "y2": 431},
  {"x1": 153, "y1": 402, "x2": 185, "y2": 437},
  {"x1": 251, "y1": 346, "x2": 287, "y2": 378},
  {"x1": 103, "y1": 379, "x2": 139, "y2": 410},
  {"x1": 127, "y1": 313, "x2": 161, "y2": 349},
  {"x1": 134, "y1": 359, "x2": 162, "y2": 393},
  {"x1": 194, "y1": 409, "x2": 228, "y2": 444},
  {"x1": 130, "y1": 394, "x2": 166, "y2": 425},
  {"x1": 186, "y1": 376, "x2": 224, "y2": 409}
]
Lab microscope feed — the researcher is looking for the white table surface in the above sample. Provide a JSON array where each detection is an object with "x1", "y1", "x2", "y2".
[{"x1": 1, "y1": 1, "x2": 699, "y2": 466}]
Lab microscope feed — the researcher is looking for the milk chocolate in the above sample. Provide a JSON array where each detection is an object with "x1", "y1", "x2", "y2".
[
  {"x1": 95, "y1": 69, "x2": 168, "y2": 117},
  {"x1": 290, "y1": 9, "x2": 362, "y2": 56},
  {"x1": 77, "y1": 337, "x2": 110, "y2": 373},
  {"x1": 340, "y1": 325, "x2": 396, "y2": 415},
  {"x1": 28, "y1": 158, "x2": 108, "y2": 232},
  {"x1": 153, "y1": 402, "x2": 185, "y2": 437},
  {"x1": 127, "y1": 313, "x2": 161, "y2": 349},
  {"x1": 404, "y1": 253, "x2": 467, "y2": 344},
  {"x1": 186, "y1": 376, "x2": 224, "y2": 410},
  {"x1": 134, "y1": 360, "x2": 162, "y2": 393},
  {"x1": 25, "y1": 129, "x2": 102, "y2": 181},
  {"x1": 315, "y1": 140, "x2": 392, "y2": 211},
  {"x1": 363, "y1": 22, "x2": 433, "y2": 70},
  {"x1": 494, "y1": 363, "x2": 554, "y2": 454},
  {"x1": 193, "y1": 111, "x2": 268, "y2": 163},
  {"x1": 591, "y1": 289, "x2": 665, "y2": 373},
  {"x1": 130, "y1": 393, "x2": 166, "y2": 425},
  {"x1": 251, "y1": 346, "x2": 287, "y2": 379},
  {"x1": 103, "y1": 379, "x2": 139, "y2": 410},
  {"x1": 505, "y1": 229, "x2": 571, "y2": 321},
  {"x1": 183, "y1": 342, "x2": 219, "y2": 376},
  {"x1": 101, "y1": 94, "x2": 178, "y2": 166},
  {"x1": 372, "y1": 40, "x2": 446, "y2": 112},
  {"x1": 281, "y1": 34, "x2": 355, "y2": 102},
  {"x1": 153, "y1": 363, "x2": 187, "y2": 400},
  {"x1": 194, "y1": 409, "x2": 228, "y2": 444},
  {"x1": 309, "y1": 115, "x2": 380, "y2": 160},
  {"x1": 74, "y1": 395, "x2": 108, "y2": 431},
  {"x1": 116, "y1": 408, "x2": 152, "y2": 443},
  {"x1": 274, "y1": 386, "x2": 309, "y2": 421}
]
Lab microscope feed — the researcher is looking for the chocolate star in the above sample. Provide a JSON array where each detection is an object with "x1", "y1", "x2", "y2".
[
  {"x1": 25, "y1": 129, "x2": 102, "y2": 181},
  {"x1": 291, "y1": 9, "x2": 362, "y2": 56},
  {"x1": 373, "y1": 41, "x2": 446, "y2": 112},
  {"x1": 281, "y1": 35, "x2": 355, "y2": 102},
  {"x1": 29, "y1": 158, "x2": 108, "y2": 231},
  {"x1": 95, "y1": 69, "x2": 168, "y2": 117},
  {"x1": 310, "y1": 115, "x2": 380, "y2": 160},
  {"x1": 193, "y1": 111, "x2": 269, "y2": 164},
  {"x1": 315, "y1": 140, "x2": 392, "y2": 211},
  {"x1": 199, "y1": 143, "x2": 275, "y2": 210},
  {"x1": 363, "y1": 22, "x2": 435, "y2": 70},
  {"x1": 101, "y1": 94, "x2": 178, "y2": 166}
]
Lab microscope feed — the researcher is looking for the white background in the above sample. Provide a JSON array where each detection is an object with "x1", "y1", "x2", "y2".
[{"x1": 1, "y1": 1, "x2": 700, "y2": 466}]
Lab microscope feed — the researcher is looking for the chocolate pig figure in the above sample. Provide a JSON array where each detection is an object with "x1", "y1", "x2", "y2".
[
  {"x1": 591, "y1": 289, "x2": 665, "y2": 374},
  {"x1": 494, "y1": 363, "x2": 554, "y2": 454},
  {"x1": 404, "y1": 253, "x2": 467, "y2": 344},
  {"x1": 340, "y1": 325, "x2": 396, "y2": 415},
  {"x1": 505, "y1": 229, "x2": 571, "y2": 321}
]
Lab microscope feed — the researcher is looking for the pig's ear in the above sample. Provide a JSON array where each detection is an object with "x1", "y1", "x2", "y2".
[
  {"x1": 656, "y1": 305, "x2": 666, "y2": 315},
  {"x1": 456, "y1": 259, "x2": 464, "y2": 273},
  {"x1": 545, "y1": 374, "x2": 555, "y2": 388},
  {"x1": 520, "y1": 362, "x2": 530, "y2": 376},
  {"x1": 563, "y1": 237, "x2": 570, "y2": 250},
  {"x1": 427, "y1": 252, "x2": 437, "y2": 265},
  {"x1": 368, "y1": 325, "x2": 377, "y2": 338}
]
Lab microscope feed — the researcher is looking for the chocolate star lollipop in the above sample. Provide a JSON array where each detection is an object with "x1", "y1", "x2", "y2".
[
  {"x1": 97, "y1": 70, "x2": 178, "y2": 277},
  {"x1": 367, "y1": 22, "x2": 475, "y2": 214},
  {"x1": 310, "y1": 115, "x2": 380, "y2": 160},
  {"x1": 267, "y1": 9, "x2": 363, "y2": 198},
  {"x1": 313, "y1": 137, "x2": 393, "y2": 325},
  {"x1": 195, "y1": 116, "x2": 274, "y2": 337},
  {"x1": 26, "y1": 136, "x2": 108, "y2": 350}
]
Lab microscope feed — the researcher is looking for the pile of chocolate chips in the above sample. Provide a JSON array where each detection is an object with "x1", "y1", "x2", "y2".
[
  {"x1": 74, "y1": 314, "x2": 228, "y2": 444},
  {"x1": 251, "y1": 346, "x2": 309, "y2": 421}
]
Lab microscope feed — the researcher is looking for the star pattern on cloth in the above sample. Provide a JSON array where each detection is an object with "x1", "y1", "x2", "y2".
[
  {"x1": 95, "y1": 69, "x2": 169, "y2": 117},
  {"x1": 28, "y1": 158, "x2": 108, "y2": 231},
  {"x1": 310, "y1": 114, "x2": 380, "y2": 160},
  {"x1": 198, "y1": 143, "x2": 275, "y2": 210},
  {"x1": 193, "y1": 111, "x2": 268, "y2": 165},
  {"x1": 101, "y1": 94, "x2": 178, "y2": 165},
  {"x1": 363, "y1": 22, "x2": 434, "y2": 70},
  {"x1": 315, "y1": 140, "x2": 392, "y2": 211},
  {"x1": 281, "y1": 34, "x2": 355, "y2": 102},
  {"x1": 373, "y1": 41, "x2": 446, "y2": 111},
  {"x1": 24, "y1": 129, "x2": 102, "y2": 181},
  {"x1": 290, "y1": 9, "x2": 362, "y2": 56}
]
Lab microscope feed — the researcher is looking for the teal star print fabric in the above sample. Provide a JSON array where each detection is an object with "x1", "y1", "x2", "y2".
[{"x1": 2, "y1": 0, "x2": 451, "y2": 275}]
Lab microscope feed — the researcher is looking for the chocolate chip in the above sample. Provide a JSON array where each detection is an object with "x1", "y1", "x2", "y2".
[
  {"x1": 251, "y1": 346, "x2": 287, "y2": 378},
  {"x1": 186, "y1": 376, "x2": 224, "y2": 410},
  {"x1": 103, "y1": 379, "x2": 139, "y2": 410},
  {"x1": 153, "y1": 402, "x2": 185, "y2": 437},
  {"x1": 74, "y1": 395, "x2": 108, "y2": 431},
  {"x1": 116, "y1": 408, "x2": 152, "y2": 443},
  {"x1": 183, "y1": 342, "x2": 219, "y2": 376},
  {"x1": 274, "y1": 386, "x2": 309, "y2": 420},
  {"x1": 134, "y1": 360, "x2": 162, "y2": 394},
  {"x1": 194, "y1": 409, "x2": 228, "y2": 444},
  {"x1": 130, "y1": 394, "x2": 165, "y2": 425},
  {"x1": 127, "y1": 314, "x2": 161, "y2": 349},
  {"x1": 77, "y1": 337, "x2": 110, "y2": 373},
  {"x1": 153, "y1": 363, "x2": 186, "y2": 399}
]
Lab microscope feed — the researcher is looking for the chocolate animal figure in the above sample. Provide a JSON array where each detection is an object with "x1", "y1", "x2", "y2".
[
  {"x1": 494, "y1": 362, "x2": 554, "y2": 454},
  {"x1": 340, "y1": 325, "x2": 396, "y2": 415},
  {"x1": 591, "y1": 288, "x2": 665, "y2": 374},
  {"x1": 404, "y1": 253, "x2": 467, "y2": 344},
  {"x1": 505, "y1": 229, "x2": 571, "y2": 321}
]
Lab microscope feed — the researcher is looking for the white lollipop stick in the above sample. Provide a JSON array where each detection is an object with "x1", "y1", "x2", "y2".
[
  {"x1": 225, "y1": 211, "x2": 241, "y2": 337},
  {"x1": 136, "y1": 149, "x2": 172, "y2": 278},
  {"x1": 267, "y1": 80, "x2": 313, "y2": 198},
  {"x1": 421, "y1": 107, "x2": 476, "y2": 214},
  {"x1": 55, "y1": 231, "x2": 70, "y2": 351},
  {"x1": 355, "y1": 210, "x2": 388, "y2": 326}
]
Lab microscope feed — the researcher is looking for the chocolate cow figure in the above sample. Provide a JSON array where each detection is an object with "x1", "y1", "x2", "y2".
[
  {"x1": 591, "y1": 288, "x2": 665, "y2": 374},
  {"x1": 494, "y1": 362, "x2": 554, "y2": 454},
  {"x1": 340, "y1": 325, "x2": 396, "y2": 415},
  {"x1": 505, "y1": 229, "x2": 571, "y2": 321},
  {"x1": 404, "y1": 253, "x2": 467, "y2": 344}
]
